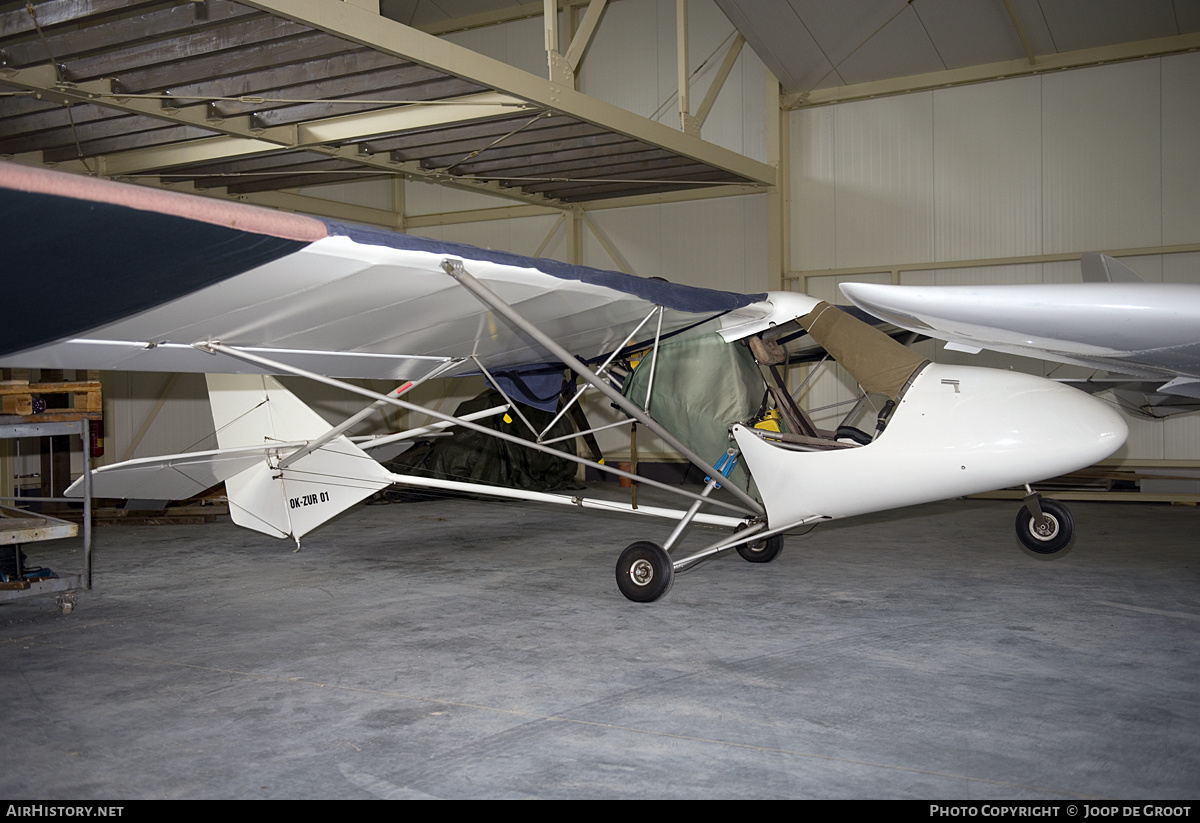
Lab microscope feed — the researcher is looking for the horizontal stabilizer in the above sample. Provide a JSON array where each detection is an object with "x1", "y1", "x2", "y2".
[
  {"x1": 1156, "y1": 377, "x2": 1200, "y2": 399},
  {"x1": 70, "y1": 376, "x2": 409, "y2": 541},
  {"x1": 69, "y1": 438, "x2": 397, "y2": 542},
  {"x1": 65, "y1": 443, "x2": 295, "y2": 501}
]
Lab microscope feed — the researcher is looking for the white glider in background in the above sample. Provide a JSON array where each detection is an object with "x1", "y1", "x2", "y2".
[
  {"x1": 0, "y1": 164, "x2": 1127, "y2": 601},
  {"x1": 840, "y1": 254, "x2": 1200, "y2": 417}
]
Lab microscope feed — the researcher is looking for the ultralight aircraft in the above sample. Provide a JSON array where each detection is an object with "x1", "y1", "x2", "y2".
[{"x1": 0, "y1": 163, "x2": 1128, "y2": 601}]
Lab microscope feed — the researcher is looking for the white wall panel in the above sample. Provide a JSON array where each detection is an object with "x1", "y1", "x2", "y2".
[
  {"x1": 932, "y1": 78, "x2": 1042, "y2": 261},
  {"x1": 1163, "y1": 251, "x2": 1200, "y2": 284},
  {"x1": 1163, "y1": 409, "x2": 1200, "y2": 458},
  {"x1": 807, "y1": 271, "x2": 890, "y2": 305},
  {"x1": 681, "y1": 0, "x2": 769, "y2": 161},
  {"x1": 1042, "y1": 60, "x2": 1163, "y2": 253},
  {"x1": 1114, "y1": 415, "x2": 1166, "y2": 462},
  {"x1": 899, "y1": 263, "x2": 1044, "y2": 287},
  {"x1": 410, "y1": 220, "x2": 512, "y2": 254},
  {"x1": 576, "y1": 0, "x2": 766, "y2": 158},
  {"x1": 410, "y1": 214, "x2": 568, "y2": 263},
  {"x1": 408, "y1": 197, "x2": 770, "y2": 293},
  {"x1": 833, "y1": 94, "x2": 935, "y2": 268},
  {"x1": 102, "y1": 373, "x2": 215, "y2": 464},
  {"x1": 790, "y1": 106, "x2": 837, "y2": 272},
  {"x1": 585, "y1": 195, "x2": 768, "y2": 291},
  {"x1": 583, "y1": 207, "x2": 659, "y2": 275},
  {"x1": 297, "y1": 178, "x2": 396, "y2": 211},
  {"x1": 578, "y1": 0, "x2": 668, "y2": 123},
  {"x1": 691, "y1": 42, "x2": 769, "y2": 161},
  {"x1": 734, "y1": 46, "x2": 769, "y2": 163},
  {"x1": 444, "y1": 14, "x2": 545, "y2": 77},
  {"x1": 660, "y1": 195, "x2": 768, "y2": 292},
  {"x1": 1162, "y1": 52, "x2": 1200, "y2": 246},
  {"x1": 403, "y1": 176, "x2": 523, "y2": 217},
  {"x1": 1040, "y1": 259, "x2": 1080, "y2": 284},
  {"x1": 791, "y1": 57, "x2": 1197, "y2": 272}
]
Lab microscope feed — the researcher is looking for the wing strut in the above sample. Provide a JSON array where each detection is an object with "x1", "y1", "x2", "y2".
[{"x1": 439, "y1": 258, "x2": 766, "y2": 518}]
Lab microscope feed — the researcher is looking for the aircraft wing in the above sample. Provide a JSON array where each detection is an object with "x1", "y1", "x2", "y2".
[
  {"x1": 839, "y1": 276, "x2": 1200, "y2": 398},
  {"x1": 1, "y1": 163, "x2": 782, "y2": 381}
]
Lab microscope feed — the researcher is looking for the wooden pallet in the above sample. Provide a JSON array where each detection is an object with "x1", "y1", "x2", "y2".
[
  {"x1": 970, "y1": 466, "x2": 1200, "y2": 504},
  {"x1": 93, "y1": 501, "x2": 230, "y2": 526},
  {"x1": 0, "y1": 370, "x2": 101, "y2": 417}
]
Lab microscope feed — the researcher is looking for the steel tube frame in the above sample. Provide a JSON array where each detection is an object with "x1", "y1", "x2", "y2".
[
  {"x1": 537, "y1": 304, "x2": 662, "y2": 439},
  {"x1": 672, "y1": 514, "x2": 826, "y2": 574},
  {"x1": 439, "y1": 258, "x2": 765, "y2": 516},
  {"x1": 195, "y1": 341, "x2": 757, "y2": 518},
  {"x1": 468, "y1": 355, "x2": 540, "y2": 439},
  {"x1": 352, "y1": 404, "x2": 510, "y2": 450},
  {"x1": 380, "y1": 468, "x2": 744, "y2": 528},
  {"x1": 661, "y1": 475, "x2": 718, "y2": 552},
  {"x1": 278, "y1": 357, "x2": 462, "y2": 469},
  {"x1": 537, "y1": 417, "x2": 631, "y2": 447},
  {"x1": 640, "y1": 307, "x2": 666, "y2": 413}
]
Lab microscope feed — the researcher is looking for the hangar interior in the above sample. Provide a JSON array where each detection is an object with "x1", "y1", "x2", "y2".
[{"x1": 1, "y1": 0, "x2": 1198, "y2": 800}]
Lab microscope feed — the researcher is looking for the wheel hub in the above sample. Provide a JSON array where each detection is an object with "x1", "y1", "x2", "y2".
[
  {"x1": 629, "y1": 558, "x2": 654, "y2": 586},
  {"x1": 1030, "y1": 514, "x2": 1059, "y2": 540}
]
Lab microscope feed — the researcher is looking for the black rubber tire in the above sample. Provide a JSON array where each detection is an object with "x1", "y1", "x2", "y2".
[
  {"x1": 736, "y1": 534, "x2": 784, "y2": 563},
  {"x1": 615, "y1": 541, "x2": 674, "y2": 602},
  {"x1": 1015, "y1": 498, "x2": 1074, "y2": 557}
]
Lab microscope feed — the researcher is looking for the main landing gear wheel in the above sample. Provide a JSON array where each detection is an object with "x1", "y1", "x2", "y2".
[
  {"x1": 616, "y1": 541, "x2": 674, "y2": 602},
  {"x1": 736, "y1": 533, "x2": 784, "y2": 563},
  {"x1": 1015, "y1": 498, "x2": 1074, "y2": 559}
]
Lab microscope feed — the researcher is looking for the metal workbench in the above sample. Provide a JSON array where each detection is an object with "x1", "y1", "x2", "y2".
[{"x1": 0, "y1": 418, "x2": 92, "y2": 614}]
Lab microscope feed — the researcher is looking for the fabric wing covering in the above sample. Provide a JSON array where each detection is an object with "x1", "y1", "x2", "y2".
[{"x1": 0, "y1": 163, "x2": 767, "y2": 376}]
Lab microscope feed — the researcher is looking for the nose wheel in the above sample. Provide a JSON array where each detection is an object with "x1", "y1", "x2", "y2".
[
  {"x1": 1015, "y1": 497, "x2": 1074, "y2": 558},
  {"x1": 615, "y1": 541, "x2": 674, "y2": 602}
]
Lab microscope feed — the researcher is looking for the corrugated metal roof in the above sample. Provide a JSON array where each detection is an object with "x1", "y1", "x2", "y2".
[{"x1": 0, "y1": 0, "x2": 758, "y2": 204}]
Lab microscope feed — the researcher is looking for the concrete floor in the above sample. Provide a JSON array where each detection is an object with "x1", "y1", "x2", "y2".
[{"x1": 1, "y1": 487, "x2": 1197, "y2": 799}]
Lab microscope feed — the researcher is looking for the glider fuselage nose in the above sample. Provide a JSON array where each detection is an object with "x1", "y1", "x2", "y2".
[{"x1": 734, "y1": 364, "x2": 1127, "y2": 524}]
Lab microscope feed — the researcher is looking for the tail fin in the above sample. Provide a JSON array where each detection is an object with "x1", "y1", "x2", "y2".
[
  {"x1": 206, "y1": 374, "x2": 393, "y2": 542},
  {"x1": 1081, "y1": 252, "x2": 1145, "y2": 283}
]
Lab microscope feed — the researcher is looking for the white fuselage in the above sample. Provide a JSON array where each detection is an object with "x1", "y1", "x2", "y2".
[{"x1": 734, "y1": 363, "x2": 1127, "y2": 526}]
